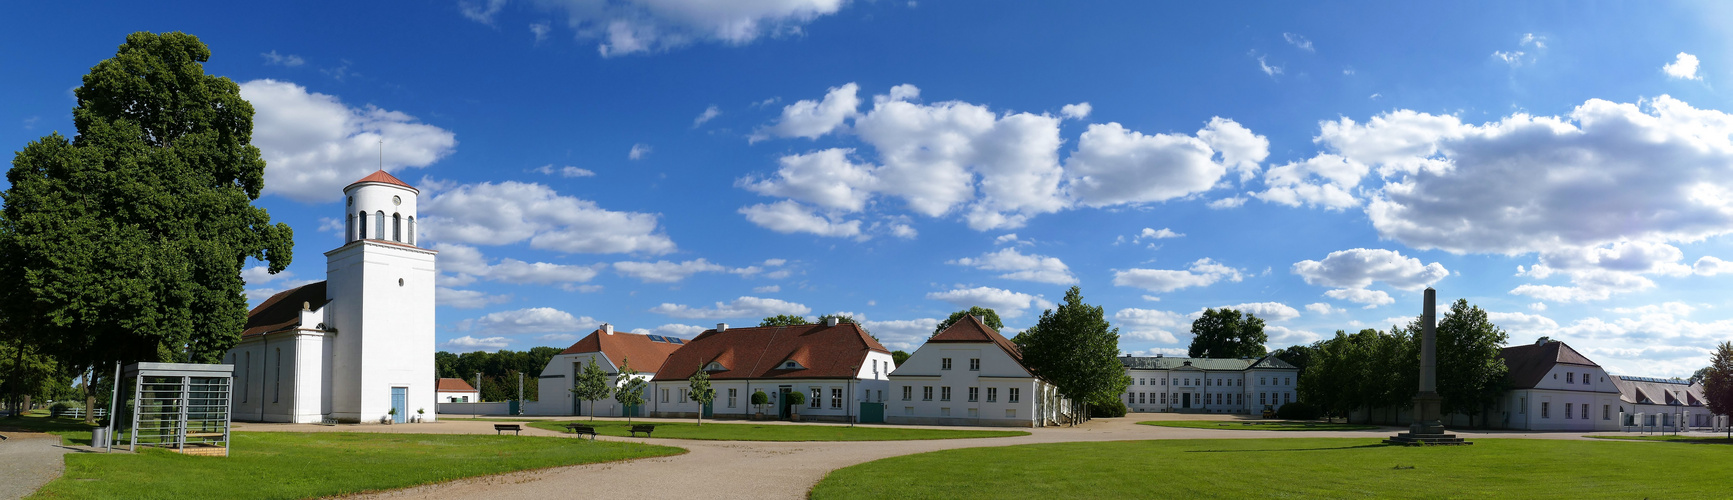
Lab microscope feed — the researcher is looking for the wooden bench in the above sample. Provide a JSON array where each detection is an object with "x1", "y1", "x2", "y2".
[
  {"x1": 565, "y1": 423, "x2": 597, "y2": 439},
  {"x1": 628, "y1": 424, "x2": 655, "y2": 437},
  {"x1": 494, "y1": 424, "x2": 522, "y2": 435}
]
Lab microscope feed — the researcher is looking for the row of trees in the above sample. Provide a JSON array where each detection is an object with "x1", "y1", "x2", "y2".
[
  {"x1": 1296, "y1": 300, "x2": 1510, "y2": 427},
  {"x1": 434, "y1": 347, "x2": 562, "y2": 402}
]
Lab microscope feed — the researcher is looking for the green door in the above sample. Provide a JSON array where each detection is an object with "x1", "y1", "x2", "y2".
[
  {"x1": 859, "y1": 402, "x2": 885, "y2": 423},
  {"x1": 778, "y1": 387, "x2": 792, "y2": 420},
  {"x1": 702, "y1": 401, "x2": 714, "y2": 418}
]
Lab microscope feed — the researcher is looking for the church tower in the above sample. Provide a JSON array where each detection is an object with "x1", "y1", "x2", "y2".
[{"x1": 324, "y1": 171, "x2": 438, "y2": 423}]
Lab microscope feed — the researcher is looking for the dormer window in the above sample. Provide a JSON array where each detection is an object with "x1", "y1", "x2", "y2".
[
  {"x1": 704, "y1": 361, "x2": 727, "y2": 372},
  {"x1": 780, "y1": 360, "x2": 804, "y2": 370}
]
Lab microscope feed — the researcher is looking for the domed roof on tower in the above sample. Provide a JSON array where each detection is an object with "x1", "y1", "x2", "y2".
[{"x1": 346, "y1": 170, "x2": 417, "y2": 193}]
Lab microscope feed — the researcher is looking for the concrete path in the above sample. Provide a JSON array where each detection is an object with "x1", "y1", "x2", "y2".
[
  {"x1": 234, "y1": 414, "x2": 1623, "y2": 500},
  {"x1": 0, "y1": 432, "x2": 79, "y2": 500}
]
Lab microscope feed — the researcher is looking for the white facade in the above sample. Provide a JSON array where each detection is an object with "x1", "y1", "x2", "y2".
[
  {"x1": 650, "y1": 351, "x2": 894, "y2": 422},
  {"x1": 226, "y1": 172, "x2": 437, "y2": 424},
  {"x1": 1498, "y1": 364, "x2": 1622, "y2": 431},
  {"x1": 886, "y1": 345, "x2": 1061, "y2": 427},
  {"x1": 1120, "y1": 356, "x2": 1300, "y2": 415},
  {"x1": 526, "y1": 351, "x2": 657, "y2": 417}
]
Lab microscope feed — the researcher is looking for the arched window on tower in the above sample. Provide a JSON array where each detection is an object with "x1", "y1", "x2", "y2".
[
  {"x1": 346, "y1": 213, "x2": 354, "y2": 242},
  {"x1": 393, "y1": 213, "x2": 402, "y2": 242},
  {"x1": 358, "y1": 212, "x2": 368, "y2": 240},
  {"x1": 375, "y1": 211, "x2": 385, "y2": 240},
  {"x1": 408, "y1": 216, "x2": 416, "y2": 246}
]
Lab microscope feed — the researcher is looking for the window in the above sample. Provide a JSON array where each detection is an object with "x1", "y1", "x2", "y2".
[
  {"x1": 1541, "y1": 402, "x2": 1550, "y2": 418},
  {"x1": 1520, "y1": 397, "x2": 1526, "y2": 414},
  {"x1": 903, "y1": 386, "x2": 912, "y2": 401},
  {"x1": 1215, "y1": 393, "x2": 1222, "y2": 405},
  {"x1": 969, "y1": 358, "x2": 980, "y2": 371},
  {"x1": 374, "y1": 211, "x2": 385, "y2": 239},
  {"x1": 968, "y1": 387, "x2": 979, "y2": 402},
  {"x1": 1137, "y1": 392, "x2": 1145, "y2": 405},
  {"x1": 1161, "y1": 378, "x2": 1166, "y2": 386},
  {"x1": 942, "y1": 358, "x2": 952, "y2": 370},
  {"x1": 905, "y1": 407, "x2": 914, "y2": 416},
  {"x1": 1009, "y1": 388, "x2": 1020, "y2": 403},
  {"x1": 408, "y1": 217, "x2": 416, "y2": 245},
  {"x1": 728, "y1": 388, "x2": 738, "y2": 408},
  {"x1": 1285, "y1": 377, "x2": 1292, "y2": 386},
  {"x1": 1603, "y1": 405, "x2": 1610, "y2": 420},
  {"x1": 923, "y1": 386, "x2": 933, "y2": 401},
  {"x1": 1582, "y1": 404, "x2": 1589, "y2": 421},
  {"x1": 1006, "y1": 409, "x2": 1017, "y2": 418},
  {"x1": 273, "y1": 348, "x2": 281, "y2": 403},
  {"x1": 1138, "y1": 378, "x2": 1144, "y2": 386},
  {"x1": 1564, "y1": 403, "x2": 1572, "y2": 419},
  {"x1": 1567, "y1": 372, "x2": 1574, "y2": 384},
  {"x1": 357, "y1": 212, "x2": 367, "y2": 240},
  {"x1": 941, "y1": 386, "x2": 952, "y2": 401},
  {"x1": 393, "y1": 213, "x2": 402, "y2": 242},
  {"x1": 1260, "y1": 393, "x2": 1267, "y2": 405},
  {"x1": 1160, "y1": 393, "x2": 1167, "y2": 404},
  {"x1": 1284, "y1": 392, "x2": 1291, "y2": 404},
  {"x1": 1261, "y1": 377, "x2": 1267, "y2": 385},
  {"x1": 662, "y1": 388, "x2": 669, "y2": 403},
  {"x1": 346, "y1": 214, "x2": 355, "y2": 242},
  {"x1": 1184, "y1": 378, "x2": 1190, "y2": 385},
  {"x1": 810, "y1": 388, "x2": 822, "y2": 409},
  {"x1": 877, "y1": 390, "x2": 883, "y2": 402},
  {"x1": 680, "y1": 389, "x2": 688, "y2": 403},
  {"x1": 940, "y1": 408, "x2": 951, "y2": 416},
  {"x1": 967, "y1": 408, "x2": 979, "y2": 418},
  {"x1": 242, "y1": 352, "x2": 250, "y2": 403},
  {"x1": 987, "y1": 387, "x2": 998, "y2": 402},
  {"x1": 832, "y1": 388, "x2": 843, "y2": 409}
]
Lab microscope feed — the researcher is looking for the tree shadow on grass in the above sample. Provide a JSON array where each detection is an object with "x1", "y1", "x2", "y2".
[{"x1": 1185, "y1": 444, "x2": 1392, "y2": 453}]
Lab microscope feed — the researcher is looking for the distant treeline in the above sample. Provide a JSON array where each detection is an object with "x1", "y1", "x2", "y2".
[{"x1": 435, "y1": 347, "x2": 560, "y2": 402}]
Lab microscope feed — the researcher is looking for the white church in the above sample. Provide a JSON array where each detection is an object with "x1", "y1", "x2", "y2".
[{"x1": 227, "y1": 171, "x2": 438, "y2": 424}]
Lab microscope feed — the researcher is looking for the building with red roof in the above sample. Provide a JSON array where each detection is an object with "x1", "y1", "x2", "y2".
[
  {"x1": 437, "y1": 378, "x2": 480, "y2": 403},
  {"x1": 886, "y1": 315, "x2": 1070, "y2": 427},
  {"x1": 645, "y1": 319, "x2": 895, "y2": 422},
  {"x1": 525, "y1": 324, "x2": 685, "y2": 417}
]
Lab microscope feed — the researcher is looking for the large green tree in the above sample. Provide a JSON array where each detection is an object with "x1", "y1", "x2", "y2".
[
  {"x1": 569, "y1": 357, "x2": 611, "y2": 422},
  {"x1": 1187, "y1": 309, "x2": 1268, "y2": 358},
  {"x1": 759, "y1": 315, "x2": 810, "y2": 327},
  {"x1": 1, "y1": 32, "x2": 293, "y2": 370},
  {"x1": 1014, "y1": 287, "x2": 1128, "y2": 425},
  {"x1": 1421, "y1": 299, "x2": 1509, "y2": 428},
  {"x1": 1700, "y1": 341, "x2": 1733, "y2": 439},
  {"x1": 688, "y1": 363, "x2": 715, "y2": 426},
  {"x1": 434, "y1": 346, "x2": 561, "y2": 401},
  {"x1": 932, "y1": 307, "x2": 1004, "y2": 335}
]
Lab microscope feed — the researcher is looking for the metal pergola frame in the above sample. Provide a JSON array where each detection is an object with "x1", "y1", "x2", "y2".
[{"x1": 119, "y1": 363, "x2": 234, "y2": 457}]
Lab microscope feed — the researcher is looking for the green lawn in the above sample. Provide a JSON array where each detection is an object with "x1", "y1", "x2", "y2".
[
  {"x1": 0, "y1": 414, "x2": 100, "y2": 445},
  {"x1": 811, "y1": 438, "x2": 1732, "y2": 499},
  {"x1": 1588, "y1": 434, "x2": 1733, "y2": 444},
  {"x1": 526, "y1": 420, "x2": 1028, "y2": 441},
  {"x1": 30, "y1": 432, "x2": 683, "y2": 499},
  {"x1": 1138, "y1": 420, "x2": 1380, "y2": 431}
]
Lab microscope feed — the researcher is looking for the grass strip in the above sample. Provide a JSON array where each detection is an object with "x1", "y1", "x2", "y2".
[{"x1": 526, "y1": 420, "x2": 1028, "y2": 441}]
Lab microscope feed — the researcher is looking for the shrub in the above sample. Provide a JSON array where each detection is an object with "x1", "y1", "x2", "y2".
[
  {"x1": 751, "y1": 391, "x2": 769, "y2": 406},
  {"x1": 50, "y1": 402, "x2": 69, "y2": 418},
  {"x1": 1089, "y1": 399, "x2": 1127, "y2": 418},
  {"x1": 785, "y1": 391, "x2": 805, "y2": 408},
  {"x1": 1275, "y1": 401, "x2": 1322, "y2": 420}
]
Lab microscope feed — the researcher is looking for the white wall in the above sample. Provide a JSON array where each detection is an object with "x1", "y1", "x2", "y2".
[
  {"x1": 226, "y1": 330, "x2": 327, "y2": 423},
  {"x1": 326, "y1": 181, "x2": 438, "y2": 424},
  {"x1": 437, "y1": 401, "x2": 509, "y2": 416},
  {"x1": 886, "y1": 342, "x2": 1046, "y2": 426},
  {"x1": 1119, "y1": 367, "x2": 1296, "y2": 415}
]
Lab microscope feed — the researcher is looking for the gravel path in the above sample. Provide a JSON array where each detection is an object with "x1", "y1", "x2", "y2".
[
  {"x1": 0, "y1": 432, "x2": 77, "y2": 500},
  {"x1": 234, "y1": 414, "x2": 1614, "y2": 500}
]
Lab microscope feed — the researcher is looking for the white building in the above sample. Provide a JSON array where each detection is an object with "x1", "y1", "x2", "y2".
[
  {"x1": 525, "y1": 324, "x2": 682, "y2": 417},
  {"x1": 436, "y1": 378, "x2": 479, "y2": 403},
  {"x1": 648, "y1": 319, "x2": 893, "y2": 423},
  {"x1": 1494, "y1": 339, "x2": 1623, "y2": 432},
  {"x1": 1120, "y1": 355, "x2": 1299, "y2": 414},
  {"x1": 886, "y1": 316, "x2": 1069, "y2": 427},
  {"x1": 1610, "y1": 375, "x2": 1714, "y2": 430},
  {"x1": 227, "y1": 171, "x2": 437, "y2": 424}
]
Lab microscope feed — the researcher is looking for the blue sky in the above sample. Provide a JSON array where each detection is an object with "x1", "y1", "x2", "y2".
[{"x1": 5, "y1": 1, "x2": 1733, "y2": 377}]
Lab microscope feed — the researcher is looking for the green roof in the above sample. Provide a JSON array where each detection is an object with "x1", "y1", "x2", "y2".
[{"x1": 1119, "y1": 355, "x2": 1296, "y2": 371}]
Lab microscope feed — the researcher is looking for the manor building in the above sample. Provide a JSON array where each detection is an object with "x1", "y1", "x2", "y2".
[
  {"x1": 649, "y1": 319, "x2": 894, "y2": 422},
  {"x1": 227, "y1": 171, "x2": 437, "y2": 424},
  {"x1": 1119, "y1": 355, "x2": 1300, "y2": 414},
  {"x1": 885, "y1": 315, "x2": 1070, "y2": 427},
  {"x1": 526, "y1": 324, "x2": 682, "y2": 417}
]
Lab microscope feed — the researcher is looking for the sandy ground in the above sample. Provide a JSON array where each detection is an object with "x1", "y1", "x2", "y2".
[
  {"x1": 0, "y1": 432, "x2": 79, "y2": 500},
  {"x1": 228, "y1": 414, "x2": 1623, "y2": 500}
]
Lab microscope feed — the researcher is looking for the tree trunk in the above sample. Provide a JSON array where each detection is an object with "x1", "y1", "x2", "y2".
[{"x1": 84, "y1": 366, "x2": 97, "y2": 425}]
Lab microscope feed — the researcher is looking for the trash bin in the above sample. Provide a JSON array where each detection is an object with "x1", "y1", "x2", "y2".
[{"x1": 91, "y1": 427, "x2": 109, "y2": 448}]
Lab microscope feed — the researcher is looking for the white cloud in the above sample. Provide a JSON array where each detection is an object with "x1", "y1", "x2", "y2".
[
  {"x1": 1256, "y1": 55, "x2": 1283, "y2": 76},
  {"x1": 994, "y1": 233, "x2": 1024, "y2": 245},
  {"x1": 1694, "y1": 256, "x2": 1733, "y2": 276},
  {"x1": 1060, "y1": 102, "x2": 1092, "y2": 120},
  {"x1": 1306, "y1": 302, "x2": 1344, "y2": 315},
  {"x1": 693, "y1": 104, "x2": 722, "y2": 127},
  {"x1": 435, "y1": 243, "x2": 603, "y2": 288},
  {"x1": 240, "y1": 79, "x2": 457, "y2": 202},
  {"x1": 739, "y1": 148, "x2": 878, "y2": 211},
  {"x1": 458, "y1": 307, "x2": 597, "y2": 335},
  {"x1": 1256, "y1": 153, "x2": 1366, "y2": 209},
  {"x1": 243, "y1": 279, "x2": 320, "y2": 304},
  {"x1": 753, "y1": 285, "x2": 780, "y2": 293},
  {"x1": 261, "y1": 51, "x2": 305, "y2": 67},
  {"x1": 1206, "y1": 196, "x2": 1247, "y2": 209},
  {"x1": 241, "y1": 265, "x2": 293, "y2": 286},
  {"x1": 515, "y1": 0, "x2": 849, "y2": 57},
  {"x1": 1487, "y1": 311, "x2": 1560, "y2": 335},
  {"x1": 534, "y1": 165, "x2": 597, "y2": 177},
  {"x1": 1282, "y1": 33, "x2": 1314, "y2": 53},
  {"x1": 753, "y1": 83, "x2": 860, "y2": 140},
  {"x1": 436, "y1": 287, "x2": 513, "y2": 308},
  {"x1": 1112, "y1": 258, "x2": 1243, "y2": 293},
  {"x1": 460, "y1": 0, "x2": 507, "y2": 23},
  {"x1": 644, "y1": 323, "x2": 708, "y2": 338},
  {"x1": 1529, "y1": 302, "x2": 1548, "y2": 312},
  {"x1": 441, "y1": 335, "x2": 510, "y2": 352},
  {"x1": 948, "y1": 248, "x2": 1077, "y2": 285},
  {"x1": 530, "y1": 22, "x2": 551, "y2": 42},
  {"x1": 887, "y1": 223, "x2": 917, "y2": 239},
  {"x1": 1492, "y1": 50, "x2": 1525, "y2": 66},
  {"x1": 421, "y1": 181, "x2": 675, "y2": 255},
  {"x1": 1663, "y1": 52, "x2": 1701, "y2": 80},
  {"x1": 862, "y1": 317, "x2": 941, "y2": 351},
  {"x1": 925, "y1": 286, "x2": 1047, "y2": 318},
  {"x1": 738, "y1": 200, "x2": 863, "y2": 239},
  {"x1": 1291, "y1": 248, "x2": 1448, "y2": 290},
  {"x1": 649, "y1": 296, "x2": 810, "y2": 319},
  {"x1": 1137, "y1": 228, "x2": 1183, "y2": 241},
  {"x1": 612, "y1": 258, "x2": 756, "y2": 283},
  {"x1": 1068, "y1": 118, "x2": 1265, "y2": 207},
  {"x1": 1609, "y1": 301, "x2": 1696, "y2": 317},
  {"x1": 538, "y1": 333, "x2": 578, "y2": 343},
  {"x1": 1266, "y1": 325, "x2": 1322, "y2": 345},
  {"x1": 1114, "y1": 308, "x2": 1187, "y2": 343},
  {"x1": 628, "y1": 143, "x2": 652, "y2": 160},
  {"x1": 1208, "y1": 302, "x2": 1300, "y2": 322},
  {"x1": 1324, "y1": 287, "x2": 1394, "y2": 308}
]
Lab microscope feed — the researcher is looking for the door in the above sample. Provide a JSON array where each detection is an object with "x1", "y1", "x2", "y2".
[
  {"x1": 391, "y1": 387, "x2": 407, "y2": 423},
  {"x1": 778, "y1": 386, "x2": 792, "y2": 420},
  {"x1": 1182, "y1": 393, "x2": 1191, "y2": 409},
  {"x1": 859, "y1": 402, "x2": 885, "y2": 423},
  {"x1": 702, "y1": 401, "x2": 714, "y2": 418}
]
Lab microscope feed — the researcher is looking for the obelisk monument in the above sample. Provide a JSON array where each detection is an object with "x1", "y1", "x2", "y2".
[{"x1": 1385, "y1": 287, "x2": 1469, "y2": 445}]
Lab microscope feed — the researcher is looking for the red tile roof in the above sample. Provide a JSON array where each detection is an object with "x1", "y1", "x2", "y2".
[
  {"x1": 242, "y1": 281, "x2": 328, "y2": 338},
  {"x1": 559, "y1": 328, "x2": 685, "y2": 374},
  {"x1": 653, "y1": 323, "x2": 888, "y2": 381},
  {"x1": 929, "y1": 314, "x2": 1024, "y2": 364},
  {"x1": 346, "y1": 170, "x2": 417, "y2": 193},
  {"x1": 1499, "y1": 340, "x2": 1599, "y2": 389},
  {"x1": 437, "y1": 378, "x2": 478, "y2": 393}
]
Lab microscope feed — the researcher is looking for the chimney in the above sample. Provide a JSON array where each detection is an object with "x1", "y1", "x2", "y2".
[
  {"x1": 973, "y1": 315, "x2": 985, "y2": 324},
  {"x1": 826, "y1": 317, "x2": 840, "y2": 327},
  {"x1": 717, "y1": 323, "x2": 728, "y2": 332},
  {"x1": 602, "y1": 323, "x2": 614, "y2": 335}
]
